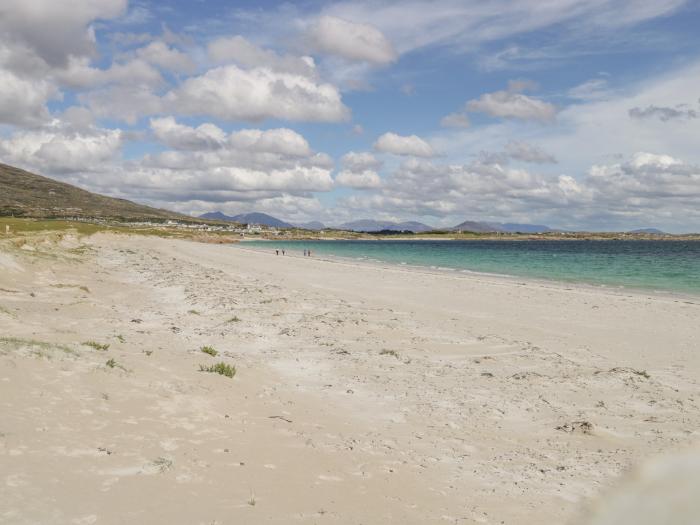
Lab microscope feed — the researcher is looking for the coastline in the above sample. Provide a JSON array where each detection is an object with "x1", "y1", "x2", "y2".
[
  {"x1": 2, "y1": 232, "x2": 699, "y2": 523},
  {"x1": 235, "y1": 242, "x2": 700, "y2": 302}
]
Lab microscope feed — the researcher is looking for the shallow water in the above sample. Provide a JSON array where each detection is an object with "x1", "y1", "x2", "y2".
[{"x1": 240, "y1": 239, "x2": 700, "y2": 295}]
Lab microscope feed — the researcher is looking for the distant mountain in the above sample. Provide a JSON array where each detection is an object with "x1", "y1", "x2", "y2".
[
  {"x1": 199, "y1": 211, "x2": 293, "y2": 228},
  {"x1": 338, "y1": 219, "x2": 433, "y2": 232},
  {"x1": 297, "y1": 221, "x2": 326, "y2": 230},
  {"x1": 629, "y1": 228, "x2": 665, "y2": 235},
  {"x1": 451, "y1": 220, "x2": 553, "y2": 233},
  {"x1": 199, "y1": 211, "x2": 235, "y2": 222},
  {"x1": 397, "y1": 221, "x2": 435, "y2": 233},
  {"x1": 451, "y1": 220, "x2": 500, "y2": 233},
  {"x1": 0, "y1": 162, "x2": 187, "y2": 221}
]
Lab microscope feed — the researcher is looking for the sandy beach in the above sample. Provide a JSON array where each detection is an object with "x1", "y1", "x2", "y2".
[{"x1": 1, "y1": 232, "x2": 699, "y2": 524}]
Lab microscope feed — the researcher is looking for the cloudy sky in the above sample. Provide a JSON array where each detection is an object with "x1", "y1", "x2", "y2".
[{"x1": 1, "y1": 0, "x2": 700, "y2": 231}]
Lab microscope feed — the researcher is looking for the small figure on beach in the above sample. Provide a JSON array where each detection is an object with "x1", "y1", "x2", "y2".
[
  {"x1": 282, "y1": 249, "x2": 285, "y2": 256},
  {"x1": 303, "y1": 249, "x2": 307, "y2": 256},
  {"x1": 275, "y1": 249, "x2": 279, "y2": 255},
  {"x1": 308, "y1": 249, "x2": 312, "y2": 257}
]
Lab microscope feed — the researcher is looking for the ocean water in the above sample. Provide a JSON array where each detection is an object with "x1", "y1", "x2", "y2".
[{"x1": 241, "y1": 240, "x2": 700, "y2": 295}]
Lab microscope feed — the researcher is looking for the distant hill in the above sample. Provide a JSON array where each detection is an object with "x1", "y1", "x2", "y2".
[
  {"x1": 0, "y1": 162, "x2": 186, "y2": 221},
  {"x1": 451, "y1": 220, "x2": 499, "y2": 233},
  {"x1": 629, "y1": 228, "x2": 665, "y2": 235},
  {"x1": 338, "y1": 219, "x2": 433, "y2": 232},
  {"x1": 452, "y1": 220, "x2": 553, "y2": 233},
  {"x1": 297, "y1": 221, "x2": 326, "y2": 230},
  {"x1": 199, "y1": 211, "x2": 293, "y2": 228},
  {"x1": 198, "y1": 211, "x2": 234, "y2": 222}
]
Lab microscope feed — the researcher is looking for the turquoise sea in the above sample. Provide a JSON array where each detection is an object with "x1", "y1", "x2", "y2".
[{"x1": 241, "y1": 239, "x2": 700, "y2": 295}]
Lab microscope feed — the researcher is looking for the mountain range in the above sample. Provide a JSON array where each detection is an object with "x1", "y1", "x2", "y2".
[
  {"x1": 198, "y1": 211, "x2": 294, "y2": 228},
  {"x1": 197, "y1": 211, "x2": 556, "y2": 233},
  {"x1": 628, "y1": 228, "x2": 666, "y2": 235},
  {"x1": 337, "y1": 219, "x2": 434, "y2": 232},
  {"x1": 453, "y1": 221, "x2": 554, "y2": 233}
]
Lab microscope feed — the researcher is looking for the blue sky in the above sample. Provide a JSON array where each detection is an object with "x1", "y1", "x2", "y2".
[{"x1": 1, "y1": 0, "x2": 700, "y2": 231}]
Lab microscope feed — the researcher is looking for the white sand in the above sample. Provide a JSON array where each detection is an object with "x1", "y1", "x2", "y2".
[{"x1": 1, "y1": 233, "x2": 698, "y2": 524}]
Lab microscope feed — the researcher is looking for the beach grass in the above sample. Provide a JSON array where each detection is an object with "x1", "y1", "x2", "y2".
[
  {"x1": 200, "y1": 345, "x2": 218, "y2": 357},
  {"x1": 83, "y1": 340, "x2": 110, "y2": 351},
  {"x1": 0, "y1": 336, "x2": 76, "y2": 356},
  {"x1": 199, "y1": 362, "x2": 236, "y2": 378}
]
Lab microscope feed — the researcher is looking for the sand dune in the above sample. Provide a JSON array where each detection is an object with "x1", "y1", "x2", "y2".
[{"x1": 1, "y1": 232, "x2": 698, "y2": 524}]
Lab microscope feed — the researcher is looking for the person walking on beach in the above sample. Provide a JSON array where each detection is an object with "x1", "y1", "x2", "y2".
[
  {"x1": 275, "y1": 249, "x2": 279, "y2": 255},
  {"x1": 282, "y1": 249, "x2": 285, "y2": 256},
  {"x1": 303, "y1": 249, "x2": 307, "y2": 256}
]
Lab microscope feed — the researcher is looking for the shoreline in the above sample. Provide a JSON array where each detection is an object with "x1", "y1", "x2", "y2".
[
  {"x1": 234, "y1": 243, "x2": 700, "y2": 303},
  {"x1": 246, "y1": 234, "x2": 700, "y2": 241}
]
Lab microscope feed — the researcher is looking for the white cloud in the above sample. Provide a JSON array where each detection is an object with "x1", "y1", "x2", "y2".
[
  {"x1": 317, "y1": 0, "x2": 685, "y2": 57},
  {"x1": 307, "y1": 16, "x2": 397, "y2": 65},
  {"x1": 135, "y1": 41, "x2": 195, "y2": 74},
  {"x1": 588, "y1": 152, "x2": 700, "y2": 202},
  {"x1": 151, "y1": 117, "x2": 314, "y2": 157},
  {"x1": 628, "y1": 104, "x2": 698, "y2": 121},
  {"x1": 336, "y1": 170, "x2": 381, "y2": 189},
  {"x1": 0, "y1": 0, "x2": 127, "y2": 68},
  {"x1": 0, "y1": 69, "x2": 57, "y2": 126},
  {"x1": 440, "y1": 112, "x2": 470, "y2": 128},
  {"x1": 150, "y1": 117, "x2": 226, "y2": 150},
  {"x1": 335, "y1": 151, "x2": 382, "y2": 189},
  {"x1": 56, "y1": 56, "x2": 164, "y2": 89},
  {"x1": 80, "y1": 85, "x2": 165, "y2": 125},
  {"x1": 374, "y1": 132, "x2": 434, "y2": 157},
  {"x1": 466, "y1": 85, "x2": 556, "y2": 122},
  {"x1": 341, "y1": 151, "x2": 382, "y2": 171},
  {"x1": 0, "y1": 122, "x2": 122, "y2": 174},
  {"x1": 337, "y1": 155, "x2": 585, "y2": 227},
  {"x1": 433, "y1": 61, "x2": 700, "y2": 179},
  {"x1": 208, "y1": 36, "x2": 316, "y2": 76},
  {"x1": 172, "y1": 194, "x2": 325, "y2": 224},
  {"x1": 505, "y1": 140, "x2": 557, "y2": 164},
  {"x1": 229, "y1": 128, "x2": 313, "y2": 157},
  {"x1": 568, "y1": 78, "x2": 611, "y2": 101},
  {"x1": 88, "y1": 117, "x2": 338, "y2": 205},
  {"x1": 167, "y1": 65, "x2": 349, "y2": 122},
  {"x1": 336, "y1": 150, "x2": 700, "y2": 232}
]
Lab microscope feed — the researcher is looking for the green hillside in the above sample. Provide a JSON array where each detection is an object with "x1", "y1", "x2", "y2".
[{"x1": 0, "y1": 163, "x2": 186, "y2": 221}]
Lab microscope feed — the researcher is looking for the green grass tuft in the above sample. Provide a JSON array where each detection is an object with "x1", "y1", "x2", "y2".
[
  {"x1": 105, "y1": 358, "x2": 126, "y2": 371},
  {"x1": 83, "y1": 340, "x2": 110, "y2": 351},
  {"x1": 200, "y1": 345, "x2": 218, "y2": 357},
  {"x1": 199, "y1": 362, "x2": 236, "y2": 378},
  {"x1": 152, "y1": 457, "x2": 173, "y2": 473}
]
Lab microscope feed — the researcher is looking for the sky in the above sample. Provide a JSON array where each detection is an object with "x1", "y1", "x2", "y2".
[{"x1": 1, "y1": 0, "x2": 700, "y2": 232}]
